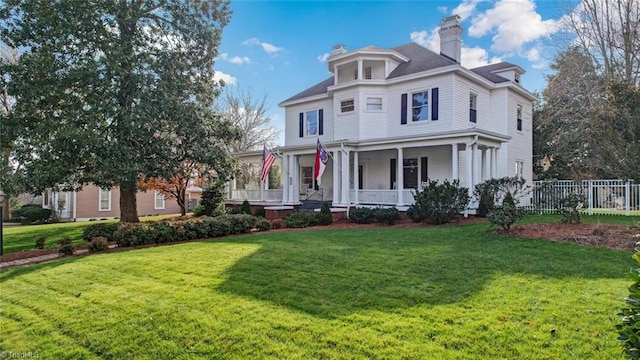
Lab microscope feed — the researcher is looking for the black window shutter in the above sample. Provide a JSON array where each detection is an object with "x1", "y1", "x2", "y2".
[
  {"x1": 390, "y1": 159, "x2": 397, "y2": 189},
  {"x1": 299, "y1": 113, "x2": 304, "y2": 137},
  {"x1": 318, "y1": 109, "x2": 324, "y2": 135},
  {"x1": 431, "y1": 88, "x2": 439, "y2": 120},
  {"x1": 421, "y1": 157, "x2": 428, "y2": 183},
  {"x1": 400, "y1": 94, "x2": 407, "y2": 124}
]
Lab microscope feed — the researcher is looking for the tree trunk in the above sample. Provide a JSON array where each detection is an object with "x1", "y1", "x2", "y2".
[
  {"x1": 177, "y1": 188, "x2": 186, "y2": 216},
  {"x1": 120, "y1": 182, "x2": 139, "y2": 223}
]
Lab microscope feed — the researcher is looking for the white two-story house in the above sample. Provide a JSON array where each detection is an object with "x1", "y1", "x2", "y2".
[{"x1": 230, "y1": 15, "x2": 535, "y2": 210}]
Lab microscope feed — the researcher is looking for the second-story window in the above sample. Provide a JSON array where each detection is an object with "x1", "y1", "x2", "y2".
[
  {"x1": 517, "y1": 104, "x2": 523, "y2": 131},
  {"x1": 340, "y1": 99, "x2": 355, "y2": 113},
  {"x1": 470, "y1": 93, "x2": 477, "y2": 123},
  {"x1": 366, "y1": 97, "x2": 382, "y2": 110},
  {"x1": 306, "y1": 110, "x2": 318, "y2": 135},
  {"x1": 412, "y1": 91, "x2": 429, "y2": 121}
]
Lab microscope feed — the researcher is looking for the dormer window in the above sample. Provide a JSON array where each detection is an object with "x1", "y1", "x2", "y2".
[{"x1": 514, "y1": 73, "x2": 521, "y2": 84}]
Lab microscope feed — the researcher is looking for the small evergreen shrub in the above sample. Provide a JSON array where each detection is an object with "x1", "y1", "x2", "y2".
[
  {"x1": 14, "y1": 204, "x2": 52, "y2": 224},
  {"x1": 271, "y1": 218, "x2": 284, "y2": 229},
  {"x1": 192, "y1": 205, "x2": 206, "y2": 217},
  {"x1": 475, "y1": 177, "x2": 531, "y2": 218},
  {"x1": 487, "y1": 192, "x2": 523, "y2": 231},
  {"x1": 284, "y1": 212, "x2": 318, "y2": 228},
  {"x1": 58, "y1": 237, "x2": 74, "y2": 256},
  {"x1": 88, "y1": 237, "x2": 109, "y2": 252},
  {"x1": 618, "y1": 248, "x2": 640, "y2": 359},
  {"x1": 35, "y1": 237, "x2": 46, "y2": 249},
  {"x1": 408, "y1": 179, "x2": 470, "y2": 225},
  {"x1": 148, "y1": 222, "x2": 177, "y2": 244},
  {"x1": 83, "y1": 222, "x2": 121, "y2": 242},
  {"x1": 207, "y1": 216, "x2": 233, "y2": 237},
  {"x1": 318, "y1": 203, "x2": 333, "y2": 226},
  {"x1": 374, "y1": 207, "x2": 400, "y2": 225},
  {"x1": 200, "y1": 182, "x2": 226, "y2": 216},
  {"x1": 558, "y1": 192, "x2": 584, "y2": 224},
  {"x1": 240, "y1": 200, "x2": 252, "y2": 215},
  {"x1": 348, "y1": 208, "x2": 376, "y2": 224},
  {"x1": 254, "y1": 207, "x2": 266, "y2": 218},
  {"x1": 255, "y1": 218, "x2": 271, "y2": 231}
]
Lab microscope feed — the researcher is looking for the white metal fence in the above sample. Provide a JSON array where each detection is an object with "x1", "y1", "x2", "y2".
[{"x1": 525, "y1": 179, "x2": 640, "y2": 216}]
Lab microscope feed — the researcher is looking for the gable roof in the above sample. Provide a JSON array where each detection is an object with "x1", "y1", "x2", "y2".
[
  {"x1": 280, "y1": 76, "x2": 334, "y2": 104},
  {"x1": 387, "y1": 43, "x2": 457, "y2": 79}
]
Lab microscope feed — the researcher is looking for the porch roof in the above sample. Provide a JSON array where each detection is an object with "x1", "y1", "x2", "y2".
[{"x1": 277, "y1": 128, "x2": 510, "y2": 153}]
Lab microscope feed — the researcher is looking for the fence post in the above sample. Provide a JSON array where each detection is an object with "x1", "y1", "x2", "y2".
[
  {"x1": 626, "y1": 180, "x2": 631, "y2": 216},
  {"x1": 588, "y1": 180, "x2": 593, "y2": 215}
]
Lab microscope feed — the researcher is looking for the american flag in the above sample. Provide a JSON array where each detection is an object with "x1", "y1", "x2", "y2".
[{"x1": 260, "y1": 144, "x2": 276, "y2": 183}]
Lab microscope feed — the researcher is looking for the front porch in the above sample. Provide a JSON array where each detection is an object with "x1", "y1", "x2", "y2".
[{"x1": 228, "y1": 131, "x2": 508, "y2": 209}]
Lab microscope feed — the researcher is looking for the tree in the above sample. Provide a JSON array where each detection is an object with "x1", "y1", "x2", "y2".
[
  {"x1": 1, "y1": 0, "x2": 235, "y2": 222},
  {"x1": 533, "y1": 46, "x2": 605, "y2": 179},
  {"x1": 217, "y1": 86, "x2": 279, "y2": 189},
  {"x1": 561, "y1": 0, "x2": 640, "y2": 86},
  {"x1": 139, "y1": 161, "x2": 206, "y2": 216}
]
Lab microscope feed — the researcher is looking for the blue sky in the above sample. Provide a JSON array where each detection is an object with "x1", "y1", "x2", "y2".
[{"x1": 213, "y1": 0, "x2": 569, "y2": 145}]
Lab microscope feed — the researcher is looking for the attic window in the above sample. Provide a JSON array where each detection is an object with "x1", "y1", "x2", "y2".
[
  {"x1": 340, "y1": 99, "x2": 355, "y2": 113},
  {"x1": 365, "y1": 66, "x2": 372, "y2": 80},
  {"x1": 514, "y1": 73, "x2": 521, "y2": 84}
]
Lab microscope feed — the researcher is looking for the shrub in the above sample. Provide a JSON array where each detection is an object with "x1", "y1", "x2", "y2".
[
  {"x1": 474, "y1": 177, "x2": 531, "y2": 218},
  {"x1": 349, "y1": 208, "x2": 376, "y2": 224},
  {"x1": 618, "y1": 248, "x2": 640, "y2": 359},
  {"x1": 35, "y1": 237, "x2": 46, "y2": 250},
  {"x1": 487, "y1": 192, "x2": 524, "y2": 231},
  {"x1": 192, "y1": 205, "x2": 206, "y2": 217},
  {"x1": 558, "y1": 192, "x2": 584, "y2": 224},
  {"x1": 58, "y1": 237, "x2": 74, "y2": 256},
  {"x1": 83, "y1": 222, "x2": 120, "y2": 242},
  {"x1": 254, "y1": 207, "x2": 266, "y2": 218},
  {"x1": 271, "y1": 218, "x2": 284, "y2": 229},
  {"x1": 318, "y1": 202, "x2": 333, "y2": 226},
  {"x1": 88, "y1": 237, "x2": 109, "y2": 252},
  {"x1": 374, "y1": 207, "x2": 400, "y2": 225},
  {"x1": 208, "y1": 216, "x2": 232, "y2": 237},
  {"x1": 14, "y1": 204, "x2": 52, "y2": 224},
  {"x1": 408, "y1": 179, "x2": 470, "y2": 225},
  {"x1": 240, "y1": 200, "x2": 252, "y2": 215},
  {"x1": 148, "y1": 222, "x2": 177, "y2": 244},
  {"x1": 113, "y1": 223, "x2": 154, "y2": 247},
  {"x1": 221, "y1": 214, "x2": 256, "y2": 234},
  {"x1": 284, "y1": 212, "x2": 318, "y2": 228},
  {"x1": 200, "y1": 181, "x2": 226, "y2": 216},
  {"x1": 255, "y1": 218, "x2": 271, "y2": 231}
]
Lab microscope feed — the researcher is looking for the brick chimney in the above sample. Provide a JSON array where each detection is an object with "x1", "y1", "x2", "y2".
[{"x1": 439, "y1": 15, "x2": 462, "y2": 63}]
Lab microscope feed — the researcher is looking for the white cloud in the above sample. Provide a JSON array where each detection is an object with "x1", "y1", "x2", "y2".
[
  {"x1": 410, "y1": 28, "x2": 440, "y2": 52},
  {"x1": 525, "y1": 48, "x2": 540, "y2": 62},
  {"x1": 461, "y1": 46, "x2": 502, "y2": 68},
  {"x1": 243, "y1": 37, "x2": 284, "y2": 56},
  {"x1": 468, "y1": 0, "x2": 560, "y2": 52},
  {"x1": 317, "y1": 52, "x2": 330, "y2": 63},
  {"x1": 219, "y1": 53, "x2": 252, "y2": 65},
  {"x1": 452, "y1": 0, "x2": 481, "y2": 21},
  {"x1": 213, "y1": 71, "x2": 237, "y2": 86}
]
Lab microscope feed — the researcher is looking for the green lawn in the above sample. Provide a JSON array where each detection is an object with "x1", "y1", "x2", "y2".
[
  {"x1": 2, "y1": 214, "x2": 179, "y2": 254},
  {"x1": 0, "y1": 220, "x2": 635, "y2": 359}
]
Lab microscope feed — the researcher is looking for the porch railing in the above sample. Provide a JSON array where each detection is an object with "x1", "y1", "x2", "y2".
[
  {"x1": 350, "y1": 189, "x2": 415, "y2": 206},
  {"x1": 525, "y1": 179, "x2": 640, "y2": 216},
  {"x1": 230, "y1": 189, "x2": 282, "y2": 202}
]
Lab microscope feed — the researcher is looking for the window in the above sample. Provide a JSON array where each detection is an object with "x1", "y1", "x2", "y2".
[
  {"x1": 154, "y1": 191, "x2": 165, "y2": 210},
  {"x1": 99, "y1": 189, "x2": 111, "y2": 211},
  {"x1": 470, "y1": 93, "x2": 477, "y2": 123},
  {"x1": 411, "y1": 91, "x2": 429, "y2": 121},
  {"x1": 306, "y1": 110, "x2": 318, "y2": 136},
  {"x1": 43, "y1": 191, "x2": 50, "y2": 208},
  {"x1": 514, "y1": 73, "x2": 521, "y2": 84},
  {"x1": 340, "y1": 99, "x2": 354, "y2": 113},
  {"x1": 354, "y1": 69, "x2": 358, "y2": 80},
  {"x1": 516, "y1": 104, "x2": 523, "y2": 131},
  {"x1": 364, "y1": 66, "x2": 372, "y2": 80},
  {"x1": 515, "y1": 160, "x2": 524, "y2": 178},
  {"x1": 366, "y1": 97, "x2": 382, "y2": 110}
]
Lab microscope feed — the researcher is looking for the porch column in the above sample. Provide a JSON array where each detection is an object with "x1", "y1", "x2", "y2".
[
  {"x1": 230, "y1": 178, "x2": 236, "y2": 200},
  {"x1": 332, "y1": 150, "x2": 340, "y2": 206},
  {"x1": 292, "y1": 155, "x2": 300, "y2": 203},
  {"x1": 473, "y1": 145, "x2": 481, "y2": 190},
  {"x1": 281, "y1": 154, "x2": 289, "y2": 204},
  {"x1": 484, "y1": 147, "x2": 492, "y2": 181},
  {"x1": 494, "y1": 147, "x2": 501, "y2": 178},
  {"x1": 353, "y1": 151, "x2": 359, "y2": 204},
  {"x1": 357, "y1": 59, "x2": 362, "y2": 80},
  {"x1": 451, "y1": 144, "x2": 459, "y2": 180},
  {"x1": 397, "y1": 147, "x2": 404, "y2": 206},
  {"x1": 466, "y1": 143, "x2": 474, "y2": 200},
  {"x1": 341, "y1": 149, "x2": 349, "y2": 205}
]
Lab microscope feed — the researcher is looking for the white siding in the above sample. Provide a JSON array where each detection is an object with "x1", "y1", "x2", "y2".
[
  {"x1": 452, "y1": 76, "x2": 492, "y2": 131},
  {"x1": 284, "y1": 98, "x2": 334, "y2": 147},
  {"x1": 334, "y1": 90, "x2": 359, "y2": 141}
]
